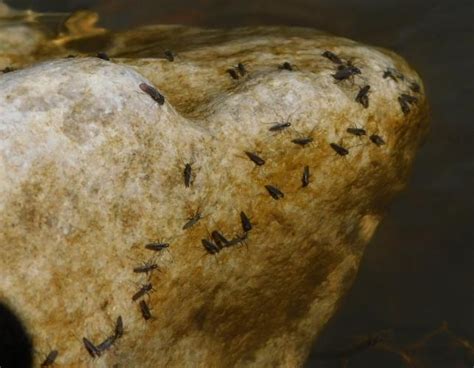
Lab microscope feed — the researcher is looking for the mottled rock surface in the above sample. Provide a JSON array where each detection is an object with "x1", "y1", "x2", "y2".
[{"x1": 0, "y1": 12, "x2": 429, "y2": 368}]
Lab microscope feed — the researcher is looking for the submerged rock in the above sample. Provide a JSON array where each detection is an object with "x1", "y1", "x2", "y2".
[{"x1": 0, "y1": 12, "x2": 429, "y2": 368}]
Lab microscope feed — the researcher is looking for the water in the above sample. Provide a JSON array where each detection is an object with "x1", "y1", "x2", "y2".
[{"x1": 3, "y1": 1, "x2": 474, "y2": 367}]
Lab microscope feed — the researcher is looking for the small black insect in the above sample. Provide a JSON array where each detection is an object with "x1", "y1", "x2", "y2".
[
  {"x1": 409, "y1": 81, "x2": 421, "y2": 93},
  {"x1": 139, "y1": 300, "x2": 152, "y2": 320},
  {"x1": 330, "y1": 143, "x2": 349, "y2": 156},
  {"x1": 302, "y1": 166, "x2": 310, "y2": 188},
  {"x1": 96, "y1": 52, "x2": 110, "y2": 61},
  {"x1": 145, "y1": 242, "x2": 169, "y2": 252},
  {"x1": 280, "y1": 62, "x2": 293, "y2": 71},
  {"x1": 211, "y1": 230, "x2": 229, "y2": 249},
  {"x1": 346, "y1": 127, "x2": 366, "y2": 136},
  {"x1": 332, "y1": 65, "x2": 361, "y2": 81},
  {"x1": 291, "y1": 137, "x2": 313, "y2": 146},
  {"x1": 1, "y1": 66, "x2": 15, "y2": 73},
  {"x1": 66, "y1": 54, "x2": 76, "y2": 58},
  {"x1": 400, "y1": 93, "x2": 418, "y2": 104},
  {"x1": 164, "y1": 50, "x2": 174, "y2": 62},
  {"x1": 133, "y1": 262, "x2": 159, "y2": 274},
  {"x1": 398, "y1": 97, "x2": 410, "y2": 115},
  {"x1": 182, "y1": 210, "x2": 202, "y2": 230},
  {"x1": 132, "y1": 283, "x2": 153, "y2": 301},
  {"x1": 265, "y1": 185, "x2": 284, "y2": 200},
  {"x1": 227, "y1": 68, "x2": 239, "y2": 80},
  {"x1": 244, "y1": 151, "x2": 265, "y2": 166},
  {"x1": 269, "y1": 122, "x2": 291, "y2": 132},
  {"x1": 202, "y1": 239, "x2": 220, "y2": 254},
  {"x1": 369, "y1": 134, "x2": 385, "y2": 146},
  {"x1": 322, "y1": 51, "x2": 342, "y2": 64},
  {"x1": 183, "y1": 163, "x2": 193, "y2": 187},
  {"x1": 383, "y1": 69, "x2": 397, "y2": 82},
  {"x1": 41, "y1": 350, "x2": 58, "y2": 367},
  {"x1": 83, "y1": 337, "x2": 100, "y2": 358},
  {"x1": 240, "y1": 211, "x2": 252, "y2": 233},
  {"x1": 355, "y1": 85, "x2": 370, "y2": 108},
  {"x1": 139, "y1": 83, "x2": 165, "y2": 105},
  {"x1": 115, "y1": 316, "x2": 123, "y2": 339},
  {"x1": 96, "y1": 335, "x2": 116, "y2": 353},
  {"x1": 237, "y1": 63, "x2": 247, "y2": 76}
]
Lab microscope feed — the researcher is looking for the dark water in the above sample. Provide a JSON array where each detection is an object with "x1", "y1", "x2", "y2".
[{"x1": 4, "y1": 1, "x2": 474, "y2": 367}]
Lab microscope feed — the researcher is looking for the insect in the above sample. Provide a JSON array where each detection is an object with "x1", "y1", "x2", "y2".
[
  {"x1": 382, "y1": 69, "x2": 398, "y2": 82},
  {"x1": 322, "y1": 50, "x2": 342, "y2": 64},
  {"x1": 139, "y1": 300, "x2": 152, "y2": 320},
  {"x1": 291, "y1": 137, "x2": 313, "y2": 146},
  {"x1": 269, "y1": 122, "x2": 291, "y2": 132},
  {"x1": 182, "y1": 210, "x2": 202, "y2": 230},
  {"x1": 237, "y1": 63, "x2": 247, "y2": 76},
  {"x1": 66, "y1": 54, "x2": 76, "y2": 58},
  {"x1": 202, "y1": 239, "x2": 220, "y2": 254},
  {"x1": 41, "y1": 350, "x2": 58, "y2": 367},
  {"x1": 280, "y1": 62, "x2": 293, "y2": 71},
  {"x1": 83, "y1": 337, "x2": 100, "y2": 358},
  {"x1": 332, "y1": 65, "x2": 361, "y2": 81},
  {"x1": 96, "y1": 52, "x2": 110, "y2": 61},
  {"x1": 115, "y1": 316, "x2": 123, "y2": 339},
  {"x1": 355, "y1": 85, "x2": 370, "y2": 108},
  {"x1": 164, "y1": 50, "x2": 174, "y2": 61},
  {"x1": 211, "y1": 230, "x2": 229, "y2": 249},
  {"x1": 240, "y1": 211, "x2": 252, "y2": 233},
  {"x1": 183, "y1": 163, "x2": 193, "y2": 187},
  {"x1": 302, "y1": 166, "x2": 310, "y2": 187},
  {"x1": 139, "y1": 83, "x2": 165, "y2": 105},
  {"x1": 244, "y1": 151, "x2": 265, "y2": 166},
  {"x1": 409, "y1": 81, "x2": 421, "y2": 93},
  {"x1": 227, "y1": 68, "x2": 239, "y2": 80},
  {"x1": 265, "y1": 185, "x2": 284, "y2": 200},
  {"x1": 346, "y1": 127, "x2": 366, "y2": 136},
  {"x1": 369, "y1": 134, "x2": 385, "y2": 146},
  {"x1": 145, "y1": 242, "x2": 169, "y2": 252},
  {"x1": 132, "y1": 283, "x2": 153, "y2": 301},
  {"x1": 133, "y1": 261, "x2": 159, "y2": 274},
  {"x1": 330, "y1": 143, "x2": 349, "y2": 156},
  {"x1": 96, "y1": 335, "x2": 116, "y2": 353},
  {"x1": 398, "y1": 94, "x2": 417, "y2": 115}
]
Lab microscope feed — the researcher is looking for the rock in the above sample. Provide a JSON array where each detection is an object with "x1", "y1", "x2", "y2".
[{"x1": 0, "y1": 19, "x2": 429, "y2": 367}]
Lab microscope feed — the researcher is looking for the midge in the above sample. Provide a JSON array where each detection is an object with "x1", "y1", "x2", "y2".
[
  {"x1": 269, "y1": 121, "x2": 291, "y2": 132},
  {"x1": 202, "y1": 239, "x2": 220, "y2": 255},
  {"x1": 226, "y1": 68, "x2": 239, "y2": 80},
  {"x1": 237, "y1": 62, "x2": 247, "y2": 76},
  {"x1": 145, "y1": 242, "x2": 169, "y2": 252},
  {"x1": 330, "y1": 143, "x2": 349, "y2": 156},
  {"x1": 139, "y1": 300, "x2": 152, "y2": 320},
  {"x1": 355, "y1": 85, "x2": 370, "y2": 108},
  {"x1": 346, "y1": 126, "x2": 366, "y2": 136},
  {"x1": 291, "y1": 137, "x2": 313, "y2": 147},
  {"x1": 132, "y1": 283, "x2": 154, "y2": 301},
  {"x1": 322, "y1": 50, "x2": 343, "y2": 64},
  {"x1": 279, "y1": 61, "x2": 293, "y2": 71},
  {"x1": 332, "y1": 65, "x2": 361, "y2": 81},
  {"x1": 182, "y1": 209, "x2": 203, "y2": 230},
  {"x1": 115, "y1": 316, "x2": 124, "y2": 339},
  {"x1": 133, "y1": 261, "x2": 159, "y2": 274},
  {"x1": 164, "y1": 50, "x2": 174, "y2": 61},
  {"x1": 244, "y1": 151, "x2": 265, "y2": 166},
  {"x1": 82, "y1": 337, "x2": 100, "y2": 358},
  {"x1": 211, "y1": 230, "x2": 230, "y2": 249},
  {"x1": 139, "y1": 83, "x2": 165, "y2": 105},
  {"x1": 41, "y1": 350, "x2": 58, "y2": 367},
  {"x1": 369, "y1": 134, "x2": 385, "y2": 146},
  {"x1": 265, "y1": 185, "x2": 284, "y2": 200},
  {"x1": 240, "y1": 211, "x2": 252, "y2": 233},
  {"x1": 96, "y1": 335, "x2": 116, "y2": 353}
]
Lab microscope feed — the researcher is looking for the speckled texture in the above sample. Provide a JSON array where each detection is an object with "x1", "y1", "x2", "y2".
[{"x1": 0, "y1": 24, "x2": 429, "y2": 367}]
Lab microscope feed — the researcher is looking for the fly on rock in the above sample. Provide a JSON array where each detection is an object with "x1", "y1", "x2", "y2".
[{"x1": 139, "y1": 83, "x2": 165, "y2": 105}]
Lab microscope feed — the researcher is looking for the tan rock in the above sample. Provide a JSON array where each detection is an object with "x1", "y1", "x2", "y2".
[{"x1": 0, "y1": 19, "x2": 429, "y2": 367}]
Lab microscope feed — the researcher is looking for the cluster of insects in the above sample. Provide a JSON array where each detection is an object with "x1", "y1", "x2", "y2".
[{"x1": 31, "y1": 45, "x2": 423, "y2": 364}]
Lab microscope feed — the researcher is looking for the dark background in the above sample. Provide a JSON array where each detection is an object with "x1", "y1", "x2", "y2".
[{"x1": 3, "y1": 1, "x2": 474, "y2": 367}]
